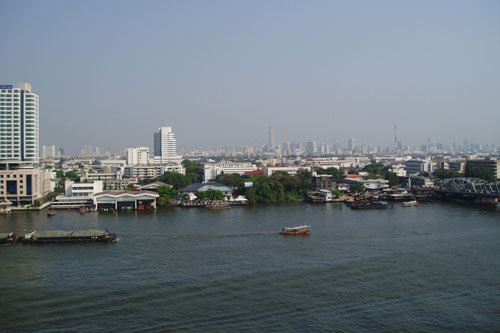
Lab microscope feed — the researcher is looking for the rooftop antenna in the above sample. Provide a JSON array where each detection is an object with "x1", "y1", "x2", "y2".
[{"x1": 394, "y1": 123, "x2": 398, "y2": 156}]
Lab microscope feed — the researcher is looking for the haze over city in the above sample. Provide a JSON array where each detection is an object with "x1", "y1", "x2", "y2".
[{"x1": 1, "y1": 0, "x2": 499, "y2": 153}]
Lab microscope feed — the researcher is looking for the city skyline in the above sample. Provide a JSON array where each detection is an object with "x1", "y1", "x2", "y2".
[{"x1": 2, "y1": 1, "x2": 499, "y2": 153}]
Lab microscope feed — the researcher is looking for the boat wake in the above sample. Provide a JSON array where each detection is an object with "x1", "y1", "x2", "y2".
[{"x1": 123, "y1": 231, "x2": 280, "y2": 239}]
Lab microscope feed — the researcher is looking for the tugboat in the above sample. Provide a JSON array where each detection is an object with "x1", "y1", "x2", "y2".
[{"x1": 280, "y1": 225, "x2": 311, "y2": 235}]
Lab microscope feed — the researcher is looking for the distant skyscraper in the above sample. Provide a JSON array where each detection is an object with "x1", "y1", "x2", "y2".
[
  {"x1": 269, "y1": 126, "x2": 275, "y2": 153},
  {"x1": 348, "y1": 138, "x2": 356, "y2": 152},
  {"x1": 42, "y1": 145, "x2": 56, "y2": 159},
  {"x1": 305, "y1": 141, "x2": 317, "y2": 155},
  {"x1": 0, "y1": 83, "x2": 39, "y2": 164},
  {"x1": 154, "y1": 127, "x2": 177, "y2": 163}
]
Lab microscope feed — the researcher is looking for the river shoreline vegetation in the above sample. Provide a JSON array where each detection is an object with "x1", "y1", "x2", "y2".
[
  {"x1": 49, "y1": 159, "x2": 498, "y2": 208},
  {"x1": 129, "y1": 159, "x2": 499, "y2": 206}
]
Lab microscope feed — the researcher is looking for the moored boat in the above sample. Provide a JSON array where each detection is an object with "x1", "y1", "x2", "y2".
[
  {"x1": 280, "y1": 225, "x2": 311, "y2": 235},
  {"x1": 206, "y1": 203, "x2": 231, "y2": 210},
  {"x1": 0, "y1": 232, "x2": 18, "y2": 244},
  {"x1": 21, "y1": 229, "x2": 117, "y2": 243},
  {"x1": 401, "y1": 200, "x2": 419, "y2": 207},
  {"x1": 47, "y1": 209, "x2": 56, "y2": 217},
  {"x1": 351, "y1": 201, "x2": 388, "y2": 210}
]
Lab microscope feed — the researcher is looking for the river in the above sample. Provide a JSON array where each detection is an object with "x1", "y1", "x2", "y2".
[{"x1": 1, "y1": 202, "x2": 499, "y2": 332}]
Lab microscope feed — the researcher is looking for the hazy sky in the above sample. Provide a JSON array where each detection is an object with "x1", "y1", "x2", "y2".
[{"x1": 1, "y1": 0, "x2": 499, "y2": 153}]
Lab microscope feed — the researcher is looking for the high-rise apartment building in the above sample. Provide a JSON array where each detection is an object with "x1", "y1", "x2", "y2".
[
  {"x1": 126, "y1": 146, "x2": 149, "y2": 165},
  {"x1": 0, "y1": 83, "x2": 39, "y2": 165},
  {"x1": 154, "y1": 127, "x2": 178, "y2": 163}
]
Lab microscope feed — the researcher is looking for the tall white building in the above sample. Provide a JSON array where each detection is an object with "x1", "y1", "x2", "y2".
[
  {"x1": 0, "y1": 83, "x2": 39, "y2": 164},
  {"x1": 126, "y1": 146, "x2": 149, "y2": 165},
  {"x1": 154, "y1": 127, "x2": 179, "y2": 163}
]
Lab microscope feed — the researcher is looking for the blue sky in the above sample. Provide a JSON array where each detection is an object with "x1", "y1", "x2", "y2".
[{"x1": 1, "y1": 0, "x2": 499, "y2": 153}]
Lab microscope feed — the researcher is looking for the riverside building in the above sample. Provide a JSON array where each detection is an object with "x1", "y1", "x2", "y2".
[{"x1": 0, "y1": 83, "x2": 39, "y2": 168}]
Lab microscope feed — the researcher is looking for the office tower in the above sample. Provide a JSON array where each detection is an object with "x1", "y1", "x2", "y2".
[
  {"x1": 0, "y1": 83, "x2": 39, "y2": 164},
  {"x1": 269, "y1": 126, "x2": 275, "y2": 153},
  {"x1": 154, "y1": 127, "x2": 177, "y2": 163},
  {"x1": 348, "y1": 138, "x2": 356, "y2": 151},
  {"x1": 305, "y1": 141, "x2": 317, "y2": 155}
]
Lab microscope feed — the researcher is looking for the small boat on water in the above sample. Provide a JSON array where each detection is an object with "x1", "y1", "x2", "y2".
[
  {"x1": 47, "y1": 209, "x2": 56, "y2": 217},
  {"x1": 351, "y1": 201, "x2": 388, "y2": 210},
  {"x1": 280, "y1": 225, "x2": 311, "y2": 235},
  {"x1": 206, "y1": 203, "x2": 231, "y2": 210},
  {"x1": 0, "y1": 232, "x2": 18, "y2": 244},
  {"x1": 401, "y1": 200, "x2": 419, "y2": 207}
]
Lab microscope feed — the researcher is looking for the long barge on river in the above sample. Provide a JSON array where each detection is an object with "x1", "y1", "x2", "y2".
[{"x1": 0, "y1": 230, "x2": 118, "y2": 244}]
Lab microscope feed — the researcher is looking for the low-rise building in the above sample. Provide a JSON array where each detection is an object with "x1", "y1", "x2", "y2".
[
  {"x1": 405, "y1": 159, "x2": 437, "y2": 175},
  {"x1": 50, "y1": 180, "x2": 103, "y2": 209},
  {"x1": 180, "y1": 181, "x2": 233, "y2": 196},
  {"x1": 0, "y1": 168, "x2": 52, "y2": 206},
  {"x1": 203, "y1": 161, "x2": 257, "y2": 182},
  {"x1": 468, "y1": 158, "x2": 500, "y2": 179},
  {"x1": 312, "y1": 174, "x2": 332, "y2": 190},
  {"x1": 93, "y1": 191, "x2": 159, "y2": 210},
  {"x1": 265, "y1": 166, "x2": 311, "y2": 176},
  {"x1": 124, "y1": 164, "x2": 184, "y2": 179}
]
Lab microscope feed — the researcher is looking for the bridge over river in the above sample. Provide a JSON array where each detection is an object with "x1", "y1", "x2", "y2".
[{"x1": 434, "y1": 177, "x2": 500, "y2": 204}]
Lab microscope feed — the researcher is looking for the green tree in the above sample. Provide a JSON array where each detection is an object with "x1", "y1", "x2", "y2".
[
  {"x1": 65, "y1": 171, "x2": 80, "y2": 181},
  {"x1": 472, "y1": 167, "x2": 496, "y2": 182},
  {"x1": 158, "y1": 171, "x2": 191, "y2": 189},
  {"x1": 316, "y1": 167, "x2": 344, "y2": 182},
  {"x1": 362, "y1": 161, "x2": 389, "y2": 175},
  {"x1": 353, "y1": 182, "x2": 365, "y2": 193},
  {"x1": 55, "y1": 170, "x2": 64, "y2": 178},
  {"x1": 384, "y1": 171, "x2": 400, "y2": 187},
  {"x1": 244, "y1": 186, "x2": 257, "y2": 205},
  {"x1": 157, "y1": 185, "x2": 178, "y2": 205},
  {"x1": 333, "y1": 189, "x2": 344, "y2": 197},
  {"x1": 197, "y1": 189, "x2": 224, "y2": 201},
  {"x1": 216, "y1": 173, "x2": 244, "y2": 188},
  {"x1": 256, "y1": 181, "x2": 275, "y2": 203},
  {"x1": 182, "y1": 160, "x2": 204, "y2": 181},
  {"x1": 434, "y1": 168, "x2": 462, "y2": 179}
]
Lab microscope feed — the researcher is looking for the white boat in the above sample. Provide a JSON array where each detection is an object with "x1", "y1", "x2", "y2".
[
  {"x1": 280, "y1": 225, "x2": 311, "y2": 235},
  {"x1": 401, "y1": 200, "x2": 419, "y2": 207}
]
